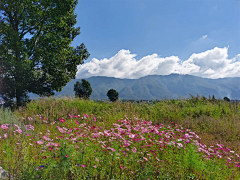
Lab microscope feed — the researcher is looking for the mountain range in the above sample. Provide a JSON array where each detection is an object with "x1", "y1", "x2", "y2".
[{"x1": 27, "y1": 73, "x2": 240, "y2": 101}]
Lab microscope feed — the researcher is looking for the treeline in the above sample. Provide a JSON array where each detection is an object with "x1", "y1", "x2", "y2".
[
  {"x1": 73, "y1": 79, "x2": 119, "y2": 102},
  {"x1": 74, "y1": 81, "x2": 237, "y2": 104},
  {"x1": 0, "y1": 78, "x2": 238, "y2": 110}
]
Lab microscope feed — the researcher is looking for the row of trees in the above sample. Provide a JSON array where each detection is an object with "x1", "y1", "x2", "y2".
[{"x1": 74, "y1": 79, "x2": 119, "y2": 102}]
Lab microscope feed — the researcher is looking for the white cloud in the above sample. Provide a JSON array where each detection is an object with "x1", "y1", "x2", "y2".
[
  {"x1": 188, "y1": 34, "x2": 211, "y2": 48},
  {"x1": 201, "y1": 35, "x2": 208, "y2": 39},
  {"x1": 76, "y1": 46, "x2": 240, "y2": 79},
  {"x1": 203, "y1": 68, "x2": 215, "y2": 75}
]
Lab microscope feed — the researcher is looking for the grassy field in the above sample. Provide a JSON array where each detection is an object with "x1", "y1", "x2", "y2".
[{"x1": 0, "y1": 95, "x2": 240, "y2": 179}]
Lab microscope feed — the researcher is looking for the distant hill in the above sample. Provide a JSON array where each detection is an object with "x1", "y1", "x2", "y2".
[{"x1": 27, "y1": 73, "x2": 240, "y2": 101}]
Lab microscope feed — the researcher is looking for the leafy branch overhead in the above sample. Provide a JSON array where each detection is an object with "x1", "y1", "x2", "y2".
[{"x1": 0, "y1": 0, "x2": 90, "y2": 108}]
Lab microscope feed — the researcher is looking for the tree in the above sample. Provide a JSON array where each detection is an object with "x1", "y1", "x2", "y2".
[
  {"x1": 0, "y1": 0, "x2": 90, "y2": 108},
  {"x1": 212, "y1": 95, "x2": 216, "y2": 101},
  {"x1": 107, "y1": 89, "x2": 119, "y2": 102},
  {"x1": 74, "y1": 79, "x2": 92, "y2": 99},
  {"x1": 223, "y1": 97, "x2": 230, "y2": 102}
]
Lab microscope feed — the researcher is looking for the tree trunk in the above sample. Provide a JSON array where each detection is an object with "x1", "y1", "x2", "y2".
[
  {"x1": 0, "y1": 65, "x2": 5, "y2": 97},
  {"x1": 16, "y1": 88, "x2": 22, "y2": 107},
  {"x1": 14, "y1": 13, "x2": 23, "y2": 108}
]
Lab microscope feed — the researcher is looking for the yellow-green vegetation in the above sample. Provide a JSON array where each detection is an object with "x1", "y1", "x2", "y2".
[{"x1": 0, "y1": 95, "x2": 240, "y2": 179}]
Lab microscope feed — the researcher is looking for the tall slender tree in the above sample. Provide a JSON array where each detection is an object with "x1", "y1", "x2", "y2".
[{"x1": 0, "y1": 0, "x2": 90, "y2": 107}]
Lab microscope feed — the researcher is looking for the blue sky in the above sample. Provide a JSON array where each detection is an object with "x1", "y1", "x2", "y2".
[
  {"x1": 1, "y1": 0, "x2": 240, "y2": 101},
  {"x1": 70, "y1": 0, "x2": 240, "y2": 79}
]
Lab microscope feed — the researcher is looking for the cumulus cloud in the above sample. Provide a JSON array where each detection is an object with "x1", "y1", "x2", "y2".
[{"x1": 76, "y1": 46, "x2": 240, "y2": 79}]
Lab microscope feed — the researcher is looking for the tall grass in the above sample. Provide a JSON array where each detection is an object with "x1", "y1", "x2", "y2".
[{"x1": 0, "y1": 94, "x2": 239, "y2": 179}]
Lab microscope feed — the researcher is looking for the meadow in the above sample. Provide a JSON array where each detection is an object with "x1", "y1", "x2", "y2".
[{"x1": 0, "y1": 94, "x2": 240, "y2": 179}]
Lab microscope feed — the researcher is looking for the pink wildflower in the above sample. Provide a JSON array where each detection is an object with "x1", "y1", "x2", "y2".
[
  {"x1": 1, "y1": 124, "x2": 9, "y2": 129},
  {"x1": 83, "y1": 114, "x2": 89, "y2": 118},
  {"x1": 143, "y1": 157, "x2": 148, "y2": 161},
  {"x1": 14, "y1": 129, "x2": 22, "y2": 134},
  {"x1": 132, "y1": 147, "x2": 137, "y2": 153},
  {"x1": 25, "y1": 124, "x2": 35, "y2": 131},
  {"x1": 37, "y1": 140, "x2": 44, "y2": 145},
  {"x1": 59, "y1": 118, "x2": 65, "y2": 122}
]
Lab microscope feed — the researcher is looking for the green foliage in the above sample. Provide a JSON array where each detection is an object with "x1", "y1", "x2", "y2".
[
  {"x1": 74, "y1": 79, "x2": 92, "y2": 99},
  {"x1": 107, "y1": 88, "x2": 119, "y2": 102},
  {"x1": 0, "y1": 105, "x2": 31, "y2": 135},
  {"x1": 0, "y1": 0, "x2": 90, "y2": 107},
  {"x1": 0, "y1": 95, "x2": 238, "y2": 178},
  {"x1": 1, "y1": 96, "x2": 240, "y2": 179},
  {"x1": 212, "y1": 94, "x2": 216, "y2": 102}
]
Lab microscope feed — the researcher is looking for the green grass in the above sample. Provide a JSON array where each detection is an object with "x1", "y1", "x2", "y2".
[{"x1": 0, "y1": 95, "x2": 240, "y2": 179}]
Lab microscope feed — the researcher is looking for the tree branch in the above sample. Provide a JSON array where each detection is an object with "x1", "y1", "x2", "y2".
[
  {"x1": 7, "y1": 10, "x2": 15, "y2": 31},
  {"x1": 27, "y1": 4, "x2": 50, "y2": 61}
]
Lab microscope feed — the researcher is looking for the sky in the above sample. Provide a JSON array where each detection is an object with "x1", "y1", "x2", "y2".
[
  {"x1": 0, "y1": 0, "x2": 240, "y2": 102},
  {"x1": 68, "y1": 0, "x2": 240, "y2": 79}
]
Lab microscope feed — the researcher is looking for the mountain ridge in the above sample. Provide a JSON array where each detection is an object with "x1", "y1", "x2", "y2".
[{"x1": 27, "y1": 73, "x2": 240, "y2": 100}]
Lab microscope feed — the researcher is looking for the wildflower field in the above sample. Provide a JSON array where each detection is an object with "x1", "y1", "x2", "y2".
[{"x1": 0, "y1": 95, "x2": 240, "y2": 179}]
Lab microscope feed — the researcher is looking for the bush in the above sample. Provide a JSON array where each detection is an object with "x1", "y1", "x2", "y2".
[{"x1": 107, "y1": 89, "x2": 119, "y2": 102}]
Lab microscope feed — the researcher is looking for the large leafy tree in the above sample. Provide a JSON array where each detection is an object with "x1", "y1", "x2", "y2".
[
  {"x1": 0, "y1": 0, "x2": 90, "y2": 107},
  {"x1": 74, "y1": 79, "x2": 92, "y2": 99}
]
